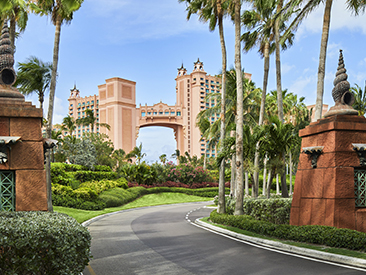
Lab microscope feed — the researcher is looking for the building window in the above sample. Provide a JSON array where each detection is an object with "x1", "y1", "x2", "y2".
[
  {"x1": 159, "y1": 112, "x2": 163, "y2": 115},
  {"x1": 141, "y1": 112, "x2": 146, "y2": 117},
  {"x1": 171, "y1": 112, "x2": 175, "y2": 115},
  {"x1": 154, "y1": 112, "x2": 157, "y2": 115},
  {"x1": 200, "y1": 78, "x2": 204, "y2": 81},
  {"x1": 177, "y1": 111, "x2": 181, "y2": 116},
  {"x1": 165, "y1": 111, "x2": 169, "y2": 115},
  {"x1": 147, "y1": 112, "x2": 151, "y2": 115}
]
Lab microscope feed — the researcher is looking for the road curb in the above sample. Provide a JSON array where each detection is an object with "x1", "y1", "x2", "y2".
[{"x1": 195, "y1": 218, "x2": 366, "y2": 270}]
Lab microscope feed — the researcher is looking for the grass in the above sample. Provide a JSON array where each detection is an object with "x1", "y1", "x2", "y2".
[
  {"x1": 200, "y1": 217, "x2": 366, "y2": 260},
  {"x1": 54, "y1": 192, "x2": 212, "y2": 223}
]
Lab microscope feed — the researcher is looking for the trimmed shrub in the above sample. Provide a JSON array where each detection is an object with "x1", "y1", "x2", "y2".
[
  {"x1": 210, "y1": 211, "x2": 366, "y2": 251},
  {"x1": 243, "y1": 198, "x2": 292, "y2": 224},
  {"x1": 100, "y1": 186, "x2": 148, "y2": 208},
  {"x1": 0, "y1": 212, "x2": 91, "y2": 275},
  {"x1": 72, "y1": 171, "x2": 118, "y2": 182}
]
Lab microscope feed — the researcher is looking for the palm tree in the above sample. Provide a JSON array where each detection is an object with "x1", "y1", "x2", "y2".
[
  {"x1": 76, "y1": 109, "x2": 110, "y2": 133},
  {"x1": 241, "y1": 0, "x2": 295, "y2": 197},
  {"x1": 127, "y1": 143, "x2": 146, "y2": 164},
  {"x1": 0, "y1": 0, "x2": 28, "y2": 51},
  {"x1": 282, "y1": 0, "x2": 366, "y2": 120},
  {"x1": 15, "y1": 56, "x2": 52, "y2": 112},
  {"x1": 171, "y1": 149, "x2": 181, "y2": 161},
  {"x1": 351, "y1": 82, "x2": 366, "y2": 116},
  {"x1": 179, "y1": 0, "x2": 228, "y2": 215},
  {"x1": 61, "y1": 115, "x2": 76, "y2": 136},
  {"x1": 30, "y1": 0, "x2": 83, "y2": 212},
  {"x1": 261, "y1": 116, "x2": 296, "y2": 198}
]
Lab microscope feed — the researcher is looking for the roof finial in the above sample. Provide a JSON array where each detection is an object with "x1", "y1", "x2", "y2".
[
  {"x1": 0, "y1": 22, "x2": 17, "y2": 87},
  {"x1": 324, "y1": 49, "x2": 358, "y2": 117}
]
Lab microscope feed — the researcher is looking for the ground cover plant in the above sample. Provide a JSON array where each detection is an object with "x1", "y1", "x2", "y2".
[{"x1": 0, "y1": 212, "x2": 91, "y2": 275}]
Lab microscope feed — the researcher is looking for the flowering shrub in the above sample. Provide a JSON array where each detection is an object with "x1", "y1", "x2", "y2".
[
  {"x1": 166, "y1": 163, "x2": 213, "y2": 185},
  {"x1": 128, "y1": 181, "x2": 230, "y2": 189}
]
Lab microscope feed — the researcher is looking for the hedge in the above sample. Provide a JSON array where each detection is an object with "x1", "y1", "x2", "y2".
[
  {"x1": 243, "y1": 198, "x2": 292, "y2": 224},
  {"x1": 52, "y1": 178, "x2": 128, "y2": 210},
  {"x1": 99, "y1": 186, "x2": 230, "y2": 208},
  {"x1": 0, "y1": 212, "x2": 91, "y2": 275},
  {"x1": 210, "y1": 211, "x2": 366, "y2": 251}
]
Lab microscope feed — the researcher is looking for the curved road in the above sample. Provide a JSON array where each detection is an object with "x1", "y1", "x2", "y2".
[{"x1": 83, "y1": 202, "x2": 365, "y2": 275}]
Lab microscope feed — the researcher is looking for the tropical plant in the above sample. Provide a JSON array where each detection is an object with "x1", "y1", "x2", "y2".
[
  {"x1": 61, "y1": 115, "x2": 76, "y2": 136},
  {"x1": 261, "y1": 116, "x2": 297, "y2": 198},
  {"x1": 351, "y1": 82, "x2": 366, "y2": 116},
  {"x1": 127, "y1": 143, "x2": 146, "y2": 165},
  {"x1": 159, "y1": 154, "x2": 167, "y2": 165},
  {"x1": 15, "y1": 56, "x2": 52, "y2": 111},
  {"x1": 76, "y1": 109, "x2": 110, "y2": 133},
  {"x1": 0, "y1": 0, "x2": 28, "y2": 51},
  {"x1": 84, "y1": 132, "x2": 115, "y2": 167}
]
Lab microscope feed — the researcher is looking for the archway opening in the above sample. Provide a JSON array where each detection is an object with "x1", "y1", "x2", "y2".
[{"x1": 136, "y1": 126, "x2": 176, "y2": 163}]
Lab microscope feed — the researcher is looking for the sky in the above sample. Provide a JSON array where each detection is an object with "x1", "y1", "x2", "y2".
[{"x1": 12, "y1": 0, "x2": 366, "y2": 163}]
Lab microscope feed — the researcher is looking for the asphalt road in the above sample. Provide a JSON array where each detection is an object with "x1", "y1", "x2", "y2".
[{"x1": 83, "y1": 202, "x2": 366, "y2": 275}]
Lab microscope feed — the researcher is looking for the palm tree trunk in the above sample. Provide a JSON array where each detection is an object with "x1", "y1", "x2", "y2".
[
  {"x1": 267, "y1": 170, "x2": 273, "y2": 198},
  {"x1": 276, "y1": 173, "x2": 280, "y2": 194},
  {"x1": 231, "y1": 152, "x2": 236, "y2": 197},
  {"x1": 234, "y1": 0, "x2": 244, "y2": 215},
  {"x1": 275, "y1": 2, "x2": 284, "y2": 122},
  {"x1": 253, "y1": 41, "x2": 270, "y2": 198},
  {"x1": 46, "y1": 14, "x2": 62, "y2": 212},
  {"x1": 314, "y1": 0, "x2": 333, "y2": 121},
  {"x1": 245, "y1": 171, "x2": 249, "y2": 196},
  {"x1": 263, "y1": 154, "x2": 268, "y2": 196},
  {"x1": 218, "y1": 13, "x2": 227, "y2": 214},
  {"x1": 289, "y1": 150, "x2": 293, "y2": 194},
  {"x1": 9, "y1": 16, "x2": 16, "y2": 52}
]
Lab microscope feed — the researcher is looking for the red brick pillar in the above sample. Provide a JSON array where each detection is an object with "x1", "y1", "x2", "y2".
[
  {"x1": 290, "y1": 115, "x2": 366, "y2": 232},
  {"x1": 0, "y1": 96, "x2": 47, "y2": 211}
]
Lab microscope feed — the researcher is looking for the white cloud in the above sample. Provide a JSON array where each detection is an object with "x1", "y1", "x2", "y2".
[
  {"x1": 85, "y1": 0, "x2": 207, "y2": 44},
  {"x1": 281, "y1": 63, "x2": 296, "y2": 74},
  {"x1": 296, "y1": 1, "x2": 366, "y2": 39}
]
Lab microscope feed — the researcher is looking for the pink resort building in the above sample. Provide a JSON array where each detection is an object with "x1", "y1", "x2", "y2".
[{"x1": 64, "y1": 59, "x2": 251, "y2": 158}]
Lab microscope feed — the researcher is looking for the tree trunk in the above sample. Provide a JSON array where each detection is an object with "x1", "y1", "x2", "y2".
[
  {"x1": 267, "y1": 170, "x2": 273, "y2": 198},
  {"x1": 217, "y1": 14, "x2": 227, "y2": 214},
  {"x1": 234, "y1": 0, "x2": 244, "y2": 216},
  {"x1": 245, "y1": 171, "x2": 249, "y2": 196},
  {"x1": 289, "y1": 150, "x2": 293, "y2": 194},
  {"x1": 314, "y1": 0, "x2": 333, "y2": 121},
  {"x1": 263, "y1": 154, "x2": 267, "y2": 196},
  {"x1": 275, "y1": 1, "x2": 284, "y2": 122},
  {"x1": 253, "y1": 41, "x2": 270, "y2": 197},
  {"x1": 276, "y1": 173, "x2": 279, "y2": 194},
  {"x1": 46, "y1": 14, "x2": 62, "y2": 212},
  {"x1": 230, "y1": 151, "x2": 236, "y2": 197}
]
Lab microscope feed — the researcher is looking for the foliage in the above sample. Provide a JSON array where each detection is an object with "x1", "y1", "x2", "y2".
[
  {"x1": 351, "y1": 83, "x2": 366, "y2": 116},
  {"x1": 15, "y1": 56, "x2": 52, "y2": 110},
  {"x1": 119, "y1": 162, "x2": 158, "y2": 185},
  {"x1": 165, "y1": 163, "x2": 214, "y2": 185},
  {"x1": 72, "y1": 171, "x2": 118, "y2": 182},
  {"x1": 83, "y1": 133, "x2": 115, "y2": 167},
  {"x1": 210, "y1": 211, "x2": 366, "y2": 251},
  {"x1": 52, "y1": 177, "x2": 127, "y2": 210},
  {"x1": 0, "y1": 211, "x2": 91, "y2": 275},
  {"x1": 242, "y1": 198, "x2": 292, "y2": 224},
  {"x1": 59, "y1": 137, "x2": 97, "y2": 169}
]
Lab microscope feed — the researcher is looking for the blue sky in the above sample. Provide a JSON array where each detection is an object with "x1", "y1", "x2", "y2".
[{"x1": 13, "y1": 0, "x2": 366, "y2": 163}]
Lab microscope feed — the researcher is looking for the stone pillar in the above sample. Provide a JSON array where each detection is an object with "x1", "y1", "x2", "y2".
[{"x1": 290, "y1": 115, "x2": 366, "y2": 232}]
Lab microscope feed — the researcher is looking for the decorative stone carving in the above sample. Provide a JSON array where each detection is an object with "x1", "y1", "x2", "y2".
[
  {"x1": 324, "y1": 50, "x2": 358, "y2": 117},
  {"x1": 0, "y1": 22, "x2": 16, "y2": 86}
]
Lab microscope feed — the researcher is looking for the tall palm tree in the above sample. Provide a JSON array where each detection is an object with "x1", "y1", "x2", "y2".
[
  {"x1": 233, "y1": 0, "x2": 245, "y2": 216},
  {"x1": 127, "y1": 143, "x2": 146, "y2": 165},
  {"x1": 30, "y1": 0, "x2": 83, "y2": 212},
  {"x1": 283, "y1": 0, "x2": 366, "y2": 120},
  {"x1": 241, "y1": 0, "x2": 294, "y2": 197},
  {"x1": 15, "y1": 56, "x2": 52, "y2": 112},
  {"x1": 179, "y1": 0, "x2": 228, "y2": 214},
  {"x1": 76, "y1": 108, "x2": 110, "y2": 133}
]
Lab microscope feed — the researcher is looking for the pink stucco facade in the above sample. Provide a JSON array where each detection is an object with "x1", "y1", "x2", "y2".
[{"x1": 66, "y1": 60, "x2": 252, "y2": 158}]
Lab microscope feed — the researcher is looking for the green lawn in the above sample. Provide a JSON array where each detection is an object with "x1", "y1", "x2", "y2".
[{"x1": 54, "y1": 192, "x2": 212, "y2": 223}]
